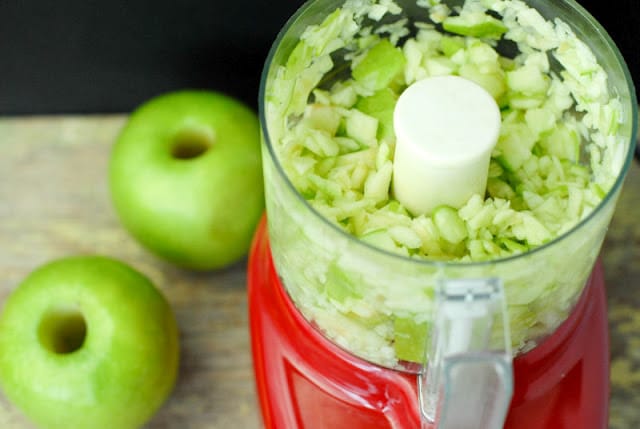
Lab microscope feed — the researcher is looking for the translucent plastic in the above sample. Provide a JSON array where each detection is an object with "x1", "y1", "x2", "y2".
[
  {"x1": 259, "y1": 0, "x2": 638, "y2": 371},
  {"x1": 420, "y1": 278, "x2": 512, "y2": 427}
]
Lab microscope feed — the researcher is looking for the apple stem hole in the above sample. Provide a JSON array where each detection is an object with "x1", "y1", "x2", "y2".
[
  {"x1": 38, "y1": 306, "x2": 87, "y2": 355},
  {"x1": 171, "y1": 128, "x2": 213, "y2": 160}
]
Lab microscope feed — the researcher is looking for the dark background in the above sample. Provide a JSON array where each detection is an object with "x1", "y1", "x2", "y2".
[{"x1": 0, "y1": 0, "x2": 637, "y2": 115}]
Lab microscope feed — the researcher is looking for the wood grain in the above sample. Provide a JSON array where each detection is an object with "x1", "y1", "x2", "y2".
[
  {"x1": 0, "y1": 116, "x2": 260, "y2": 429},
  {"x1": 0, "y1": 116, "x2": 638, "y2": 428}
]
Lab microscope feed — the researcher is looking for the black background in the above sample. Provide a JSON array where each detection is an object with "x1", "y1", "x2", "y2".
[{"x1": 0, "y1": 0, "x2": 637, "y2": 115}]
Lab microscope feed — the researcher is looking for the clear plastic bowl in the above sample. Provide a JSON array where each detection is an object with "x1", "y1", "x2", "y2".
[{"x1": 259, "y1": 0, "x2": 637, "y2": 370}]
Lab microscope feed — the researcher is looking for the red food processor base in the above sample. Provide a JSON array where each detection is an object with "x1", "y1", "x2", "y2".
[{"x1": 248, "y1": 218, "x2": 609, "y2": 429}]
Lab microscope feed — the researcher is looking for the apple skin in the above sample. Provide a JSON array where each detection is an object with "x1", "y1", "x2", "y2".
[
  {"x1": 109, "y1": 90, "x2": 264, "y2": 271},
  {"x1": 0, "y1": 255, "x2": 179, "y2": 429}
]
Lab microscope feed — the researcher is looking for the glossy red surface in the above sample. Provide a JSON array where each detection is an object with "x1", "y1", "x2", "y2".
[{"x1": 248, "y1": 218, "x2": 609, "y2": 429}]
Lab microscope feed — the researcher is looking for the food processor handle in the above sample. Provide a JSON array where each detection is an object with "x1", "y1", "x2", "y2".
[{"x1": 418, "y1": 278, "x2": 514, "y2": 429}]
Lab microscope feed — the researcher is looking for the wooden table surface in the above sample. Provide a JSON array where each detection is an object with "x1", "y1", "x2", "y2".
[{"x1": 0, "y1": 115, "x2": 638, "y2": 428}]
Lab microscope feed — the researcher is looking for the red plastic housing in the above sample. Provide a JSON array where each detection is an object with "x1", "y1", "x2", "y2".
[{"x1": 248, "y1": 218, "x2": 609, "y2": 428}]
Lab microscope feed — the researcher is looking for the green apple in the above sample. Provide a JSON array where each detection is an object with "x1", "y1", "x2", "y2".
[
  {"x1": 0, "y1": 255, "x2": 179, "y2": 429},
  {"x1": 109, "y1": 90, "x2": 264, "y2": 271}
]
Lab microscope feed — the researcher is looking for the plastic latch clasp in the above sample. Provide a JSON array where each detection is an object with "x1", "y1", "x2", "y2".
[{"x1": 418, "y1": 278, "x2": 513, "y2": 429}]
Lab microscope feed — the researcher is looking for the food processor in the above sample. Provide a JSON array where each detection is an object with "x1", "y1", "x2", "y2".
[{"x1": 248, "y1": 0, "x2": 638, "y2": 427}]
